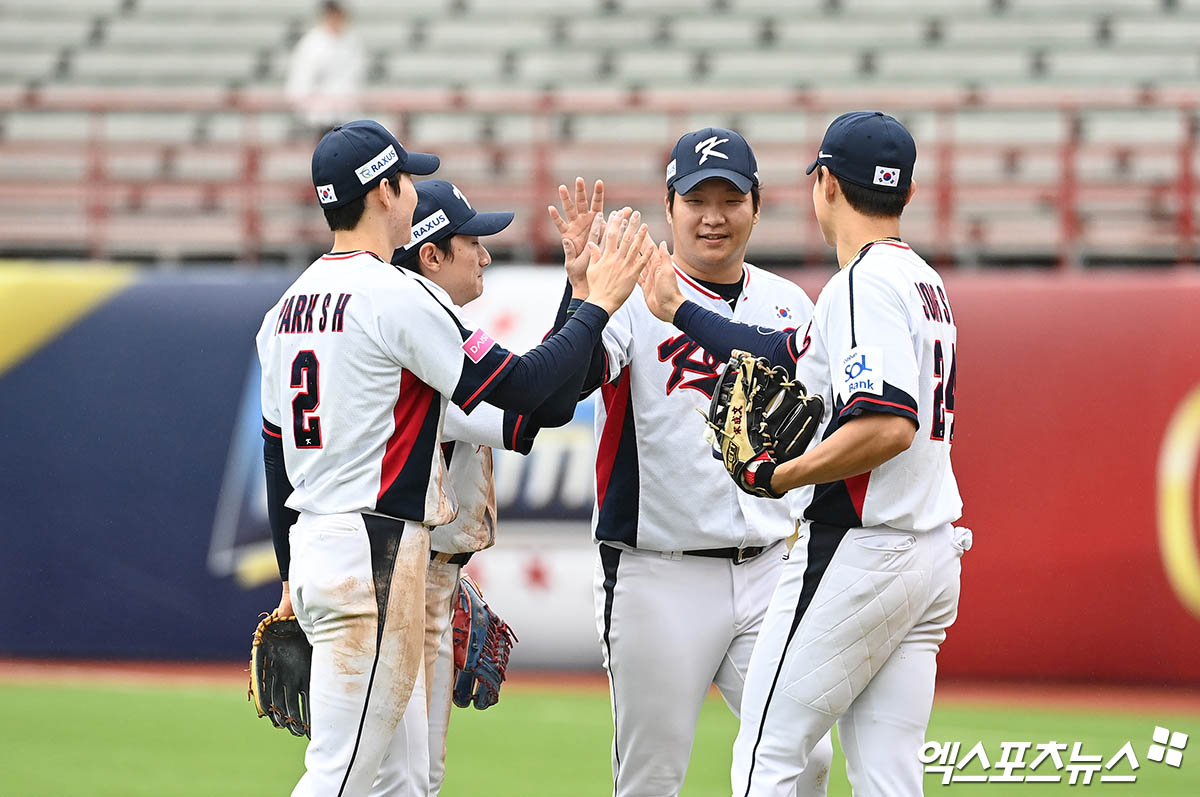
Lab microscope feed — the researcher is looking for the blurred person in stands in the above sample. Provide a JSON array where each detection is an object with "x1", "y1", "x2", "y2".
[{"x1": 285, "y1": 1, "x2": 367, "y2": 137}]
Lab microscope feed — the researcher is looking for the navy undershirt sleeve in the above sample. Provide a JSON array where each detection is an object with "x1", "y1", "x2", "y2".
[
  {"x1": 673, "y1": 300, "x2": 796, "y2": 369},
  {"x1": 525, "y1": 295, "x2": 592, "y2": 427},
  {"x1": 483, "y1": 301, "x2": 610, "y2": 412},
  {"x1": 262, "y1": 426, "x2": 297, "y2": 581}
]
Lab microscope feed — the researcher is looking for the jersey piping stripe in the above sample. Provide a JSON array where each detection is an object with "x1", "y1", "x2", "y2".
[
  {"x1": 846, "y1": 471, "x2": 870, "y2": 521},
  {"x1": 337, "y1": 516, "x2": 404, "y2": 797},
  {"x1": 461, "y1": 352, "x2": 514, "y2": 411},
  {"x1": 509, "y1": 414, "x2": 526, "y2": 452},
  {"x1": 674, "y1": 267, "x2": 722, "y2": 300},
  {"x1": 742, "y1": 523, "x2": 848, "y2": 795},
  {"x1": 262, "y1": 419, "x2": 282, "y2": 439},
  {"x1": 599, "y1": 544, "x2": 623, "y2": 784},
  {"x1": 321, "y1": 250, "x2": 385, "y2": 262},
  {"x1": 378, "y1": 369, "x2": 435, "y2": 502},
  {"x1": 839, "y1": 395, "x2": 918, "y2": 421},
  {"x1": 785, "y1": 331, "x2": 801, "y2": 362},
  {"x1": 595, "y1": 372, "x2": 632, "y2": 510}
]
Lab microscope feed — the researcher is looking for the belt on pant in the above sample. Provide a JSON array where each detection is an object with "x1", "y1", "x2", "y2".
[
  {"x1": 681, "y1": 545, "x2": 765, "y2": 565},
  {"x1": 430, "y1": 550, "x2": 473, "y2": 566}
]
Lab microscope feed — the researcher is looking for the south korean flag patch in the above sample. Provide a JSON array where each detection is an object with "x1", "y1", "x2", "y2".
[{"x1": 873, "y1": 166, "x2": 901, "y2": 188}]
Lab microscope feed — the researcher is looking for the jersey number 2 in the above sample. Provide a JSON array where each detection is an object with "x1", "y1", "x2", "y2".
[
  {"x1": 931, "y1": 340, "x2": 956, "y2": 443},
  {"x1": 291, "y1": 350, "x2": 322, "y2": 448}
]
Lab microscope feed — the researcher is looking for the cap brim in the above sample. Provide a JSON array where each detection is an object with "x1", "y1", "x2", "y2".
[
  {"x1": 455, "y1": 210, "x2": 515, "y2": 237},
  {"x1": 402, "y1": 151, "x2": 440, "y2": 175},
  {"x1": 673, "y1": 168, "x2": 753, "y2": 195}
]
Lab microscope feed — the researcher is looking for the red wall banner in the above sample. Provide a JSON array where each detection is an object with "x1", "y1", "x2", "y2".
[{"x1": 821, "y1": 270, "x2": 1200, "y2": 684}]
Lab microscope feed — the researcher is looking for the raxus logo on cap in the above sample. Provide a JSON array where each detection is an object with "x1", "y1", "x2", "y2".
[
  {"x1": 310, "y1": 120, "x2": 440, "y2": 209},
  {"x1": 805, "y1": 111, "x2": 916, "y2": 195},
  {"x1": 393, "y1": 179, "x2": 515, "y2": 259}
]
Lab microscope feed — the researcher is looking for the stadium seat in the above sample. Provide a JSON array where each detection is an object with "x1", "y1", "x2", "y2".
[
  {"x1": 0, "y1": 19, "x2": 94, "y2": 51},
  {"x1": 170, "y1": 147, "x2": 245, "y2": 181},
  {"x1": 952, "y1": 111, "x2": 1068, "y2": 143},
  {"x1": 561, "y1": 16, "x2": 662, "y2": 48},
  {"x1": 5, "y1": 111, "x2": 94, "y2": 141},
  {"x1": 101, "y1": 18, "x2": 290, "y2": 50},
  {"x1": 0, "y1": 51, "x2": 60, "y2": 83},
  {"x1": 422, "y1": 17, "x2": 555, "y2": 50},
  {"x1": 386, "y1": 51, "x2": 507, "y2": 85},
  {"x1": 772, "y1": 17, "x2": 928, "y2": 48},
  {"x1": 873, "y1": 49, "x2": 1033, "y2": 82},
  {"x1": 670, "y1": 17, "x2": 763, "y2": 47},
  {"x1": 1044, "y1": 50, "x2": 1199, "y2": 83},
  {"x1": 569, "y1": 112, "x2": 671, "y2": 142},
  {"x1": 515, "y1": 50, "x2": 607, "y2": 87},
  {"x1": 468, "y1": 0, "x2": 607, "y2": 11},
  {"x1": 407, "y1": 112, "x2": 488, "y2": 144},
  {"x1": 1080, "y1": 109, "x2": 1186, "y2": 144},
  {"x1": 134, "y1": 0, "x2": 312, "y2": 19},
  {"x1": 67, "y1": 50, "x2": 261, "y2": 86},
  {"x1": 1110, "y1": 15, "x2": 1200, "y2": 46},
  {"x1": 938, "y1": 17, "x2": 1098, "y2": 46},
  {"x1": 706, "y1": 50, "x2": 862, "y2": 86},
  {"x1": 204, "y1": 112, "x2": 297, "y2": 144},
  {"x1": 612, "y1": 50, "x2": 698, "y2": 86},
  {"x1": 820, "y1": 0, "x2": 994, "y2": 13},
  {"x1": 0, "y1": 0, "x2": 119, "y2": 13}
]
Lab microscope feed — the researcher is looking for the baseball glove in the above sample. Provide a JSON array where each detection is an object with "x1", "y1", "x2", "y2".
[
  {"x1": 451, "y1": 575, "x2": 518, "y2": 710},
  {"x1": 707, "y1": 350, "x2": 825, "y2": 499},
  {"x1": 248, "y1": 612, "x2": 312, "y2": 738}
]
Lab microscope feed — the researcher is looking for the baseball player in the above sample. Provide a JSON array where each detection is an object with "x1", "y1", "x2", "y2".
[
  {"x1": 379, "y1": 177, "x2": 605, "y2": 796},
  {"x1": 256, "y1": 120, "x2": 652, "y2": 796},
  {"x1": 580, "y1": 128, "x2": 833, "y2": 796},
  {"x1": 641, "y1": 111, "x2": 967, "y2": 796}
]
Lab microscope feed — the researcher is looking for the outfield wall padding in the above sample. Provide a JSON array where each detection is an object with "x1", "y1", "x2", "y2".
[{"x1": 1, "y1": 265, "x2": 1198, "y2": 682}]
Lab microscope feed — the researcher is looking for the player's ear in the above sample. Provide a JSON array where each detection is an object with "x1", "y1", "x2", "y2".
[
  {"x1": 823, "y1": 168, "x2": 840, "y2": 205},
  {"x1": 418, "y1": 242, "x2": 441, "y2": 273},
  {"x1": 904, "y1": 181, "x2": 917, "y2": 207},
  {"x1": 663, "y1": 192, "x2": 673, "y2": 226}
]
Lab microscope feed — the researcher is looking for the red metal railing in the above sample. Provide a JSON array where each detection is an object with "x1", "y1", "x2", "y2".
[{"x1": 0, "y1": 86, "x2": 1196, "y2": 267}]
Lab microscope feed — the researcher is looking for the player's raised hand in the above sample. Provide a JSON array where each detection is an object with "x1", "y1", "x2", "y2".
[
  {"x1": 549, "y1": 178, "x2": 604, "y2": 285},
  {"x1": 585, "y1": 208, "x2": 654, "y2": 315},
  {"x1": 639, "y1": 241, "x2": 685, "y2": 322},
  {"x1": 562, "y1": 212, "x2": 603, "y2": 298}
]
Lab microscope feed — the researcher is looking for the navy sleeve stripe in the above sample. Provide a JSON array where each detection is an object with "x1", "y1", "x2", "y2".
[{"x1": 262, "y1": 418, "x2": 282, "y2": 439}]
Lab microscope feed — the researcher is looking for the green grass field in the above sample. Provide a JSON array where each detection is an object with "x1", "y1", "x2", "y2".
[{"x1": 0, "y1": 680, "x2": 1196, "y2": 796}]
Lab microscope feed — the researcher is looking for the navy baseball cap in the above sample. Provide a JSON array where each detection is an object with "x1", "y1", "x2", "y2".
[
  {"x1": 805, "y1": 111, "x2": 915, "y2": 194},
  {"x1": 666, "y1": 127, "x2": 760, "y2": 194},
  {"x1": 394, "y1": 179, "x2": 514, "y2": 256},
  {"x1": 311, "y1": 120, "x2": 439, "y2": 209}
]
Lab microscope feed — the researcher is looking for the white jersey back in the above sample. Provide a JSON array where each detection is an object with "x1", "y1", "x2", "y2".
[
  {"x1": 596, "y1": 264, "x2": 815, "y2": 551},
  {"x1": 795, "y1": 240, "x2": 961, "y2": 531},
  {"x1": 256, "y1": 251, "x2": 515, "y2": 525}
]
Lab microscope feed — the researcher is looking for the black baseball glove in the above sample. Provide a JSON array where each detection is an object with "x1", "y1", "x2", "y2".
[
  {"x1": 707, "y1": 350, "x2": 825, "y2": 499},
  {"x1": 248, "y1": 612, "x2": 312, "y2": 738},
  {"x1": 451, "y1": 576, "x2": 518, "y2": 710}
]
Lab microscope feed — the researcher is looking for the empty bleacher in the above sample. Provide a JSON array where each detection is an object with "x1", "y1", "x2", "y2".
[{"x1": 0, "y1": 0, "x2": 1197, "y2": 264}]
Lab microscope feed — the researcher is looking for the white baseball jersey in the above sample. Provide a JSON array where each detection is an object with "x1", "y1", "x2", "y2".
[
  {"x1": 795, "y1": 239, "x2": 962, "y2": 531},
  {"x1": 595, "y1": 264, "x2": 814, "y2": 551},
  {"x1": 255, "y1": 250, "x2": 514, "y2": 525}
]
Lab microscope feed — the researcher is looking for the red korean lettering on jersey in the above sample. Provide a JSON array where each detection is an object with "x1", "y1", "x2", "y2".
[{"x1": 657, "y1": 333, "x2": 720, "y2": 398}]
